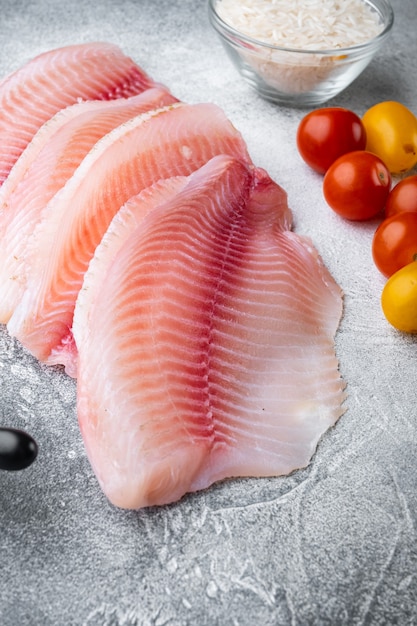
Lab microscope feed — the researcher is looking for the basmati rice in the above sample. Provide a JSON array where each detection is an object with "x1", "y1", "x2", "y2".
[{"x1": 216, "y1": 0, "x2": 383, "y2": 50}]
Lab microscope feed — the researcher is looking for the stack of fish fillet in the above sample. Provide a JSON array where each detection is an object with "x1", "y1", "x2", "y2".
[{"x1": 0, "y1": 42, "x2": 345, "y2": 509}]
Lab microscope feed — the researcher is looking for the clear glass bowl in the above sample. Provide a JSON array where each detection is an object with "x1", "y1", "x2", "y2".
[{"x1": 208, "y1": 0, "x2": 394, "y2": 107}]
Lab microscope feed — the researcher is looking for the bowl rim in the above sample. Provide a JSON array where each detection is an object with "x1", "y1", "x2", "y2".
[{"x1": 208, "y1": 0, "x2": 395, "y2": 55}]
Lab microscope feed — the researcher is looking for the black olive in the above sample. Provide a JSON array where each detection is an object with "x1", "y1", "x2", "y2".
[{"x1": 0, "y1": 427, "x2": 38, "y2": 471}]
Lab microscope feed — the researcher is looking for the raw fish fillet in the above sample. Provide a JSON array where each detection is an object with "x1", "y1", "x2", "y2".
[
  {"x1": 73, "y1": 174, "x2": 190, "y2": 348},
  {"x1": 0, "y1": 42, "x2": 156, "y2": 186},
  {"x1": 0, "y1": 87, "x2": 178, "y2": 324},
  {"x1": 73, "y1": 154, "x2": 345, "y2": 509},
  {"x1": 7, "y1": 103, "x2": 251, "y2": 376}
]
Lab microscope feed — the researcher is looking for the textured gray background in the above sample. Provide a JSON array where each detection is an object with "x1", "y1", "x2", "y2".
[{"x1": 1, "y1": 0, "x2": 417, "y2": 624}]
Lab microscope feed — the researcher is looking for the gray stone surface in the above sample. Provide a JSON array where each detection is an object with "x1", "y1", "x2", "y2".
[{"x1": 1, "y1": 0, "x2": 416, "y2": 624}]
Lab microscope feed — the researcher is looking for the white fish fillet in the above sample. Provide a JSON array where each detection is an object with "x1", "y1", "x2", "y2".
[
  {"x1": 73, "y1": 175, "x2": 189, "y2": 349},
  {"x1": 74, "y1": 154, "x2": 345, "y2": 509},
  {"x1": 0, "y1": 87, "x2": 178, "y2": 324},
  {"x1": 7, "y1": 102, "x2": 251, "y2": 376},
  {"x1": 0, "y1": 41, "x2": 157, "y2": 185}
]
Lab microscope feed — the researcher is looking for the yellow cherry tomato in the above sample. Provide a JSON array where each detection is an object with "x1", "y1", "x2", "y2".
[
  {"x1": 381, "y1": 261, "x2": 417, "y2": 332},
  {"x1": 362, "y1": 101, "x2": 417, "y2": 174}
]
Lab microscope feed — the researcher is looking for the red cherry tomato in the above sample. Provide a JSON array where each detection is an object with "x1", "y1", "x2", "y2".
[
  {"x1": 323, "y1": 151, "x2": 392, "y2": 221},
  {"x1": 372, "y1": 212, "x2": 417, "y2": 277},
  {"x1": 385, "y1": 174, "x2": 417, "y2": 218},
  {"x1": 296, "y1": 107, "x2": 367, "y2": 175}
]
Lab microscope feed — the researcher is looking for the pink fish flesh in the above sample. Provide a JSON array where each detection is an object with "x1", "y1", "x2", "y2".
[
  {"x1": 7, "y1": 103, "x2": 251, "y2": 376},
  {"x1": 0, "y1": 87, "x2": 178, "y2": 324},
  {"x1": 73, "y1": 175, "x2": 190, "y2": 349},
  {"x1": 74, "y1": 154, "x2": 345, "y2": 509},
  {"x1": 0, "y1": 41, "x2": 157, "y2": 186}
]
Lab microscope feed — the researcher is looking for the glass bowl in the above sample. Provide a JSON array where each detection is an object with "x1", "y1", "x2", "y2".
[{"x1": 208, "y1": 0, "x2": 394, "y2": 107}]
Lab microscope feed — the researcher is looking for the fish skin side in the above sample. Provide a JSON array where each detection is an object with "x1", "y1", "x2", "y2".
[
  {"x1": 0, "y1": 41, "x2": 157, "y2": 186},
  {"x1": 75, "y1": 154, "x2": 345, "y2": 510},
  {"x1": 7, "y1": 103, "x2": 252, "y2": 375},
  {"x1": 0, "y1": 87, "x2": 178, "y2": 325}
]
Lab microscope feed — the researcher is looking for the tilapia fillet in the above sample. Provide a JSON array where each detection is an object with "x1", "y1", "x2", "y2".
[
  {"x1": 0, "y1": 87, "x2": 178, "y2": 324},
  {"x1": 73, "y1": 155, "x2": 345, "y2": 510},
  {"x1": 7, "y1": 102, "x2": 251, "y2": 376},
  {"x1": 0, "y1": 41, "x2": 156, "y2": 185}
]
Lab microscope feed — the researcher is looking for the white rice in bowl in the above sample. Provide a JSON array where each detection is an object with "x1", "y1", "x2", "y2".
[
  {"x1": 216, "y1": 0, "x2": 384, "y2": 50},
  {"x1": 215, "y1": 0, "x2": 385, "y2": 96}
]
